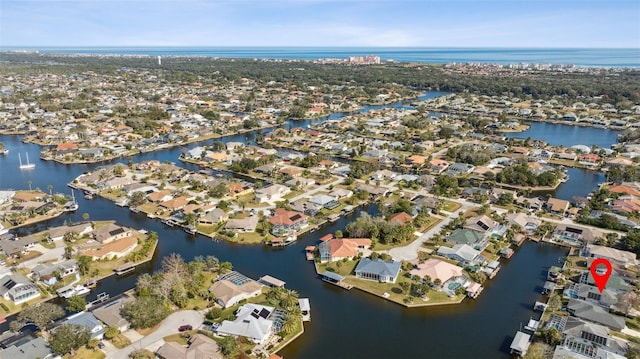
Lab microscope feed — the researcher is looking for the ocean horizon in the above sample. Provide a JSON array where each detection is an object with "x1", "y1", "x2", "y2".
[{"x1": 1, "y1": 46, "x2": 639, "y2": 67}]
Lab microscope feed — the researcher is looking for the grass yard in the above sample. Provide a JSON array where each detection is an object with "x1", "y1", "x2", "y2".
[
  {"x1": 64, "y1": 347, "x2": 106, "y2": 359},
  {"x1": 233, "y1": 232, "x2": 269, "y2": 244},
  {"x1": 417, "y1": 215, "x2": 441, "y2": 232},
  {"x1": 163, "y1": 333, "x2": 190, "y2": 345},
  {"x1": 110, "y1": 334, "x2": 132, "y2": 349},
  {"x1": 442, "y1": 201, "x2": 461, "y2": 213}
]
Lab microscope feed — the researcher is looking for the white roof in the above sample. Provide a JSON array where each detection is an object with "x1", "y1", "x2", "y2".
[
  {"x1": 216, "y1": 304, "x2": 273, "y2": 342},
  {"x1": 298, "y1": 298, "x2": 310, "y2": 311},
  {"x1": 510, "y1": 331, "x2": 530, "y2": 352}
]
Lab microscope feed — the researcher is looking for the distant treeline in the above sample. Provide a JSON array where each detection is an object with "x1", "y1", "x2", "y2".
[{"x1": 1, "y1": 53, "x2": 639, "y2": 105}]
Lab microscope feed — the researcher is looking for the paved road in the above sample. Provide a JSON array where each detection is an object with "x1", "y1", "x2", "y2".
[{"x1": 107, "y1": 310, "x2": 204, "y2": 359}]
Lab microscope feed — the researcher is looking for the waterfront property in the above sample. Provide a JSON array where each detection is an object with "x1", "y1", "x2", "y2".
[
  {"x1": 353, "y1": 258, "x2": 401, "y2": 283},
  {"x1": 156, "y1": 333, "x2": 222, "y2": 359},
  {"x1": 209, "y1": 272, "x2": 263, "y2": 308},
  {"x1": 0, "y1": 273, "x2": 40, "y2": 305},
  {"x1": 215, "y1": 303, "x2": 278, "y2": 344}
]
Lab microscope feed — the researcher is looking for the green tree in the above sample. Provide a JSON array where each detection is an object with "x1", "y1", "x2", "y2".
[
  {"x1": 87, "y1": 338, "x2": 100, "y2": 351},
  {"x1": 104, "y1": 325, "x2": 120, "y2": 340},
  {"x1": 49, "y1": 324, "x2": 90, "y2": 355},
  {"x1": 122, "y1": 296, "x2": 171, "y2": 329},
  {"x1": 77, "y1": 255, "x2": 91, "y2": 275},
  {"x1": 129, "y1": 191, "x2": 147, "y2": 207},
  {"x1": 66, "y1": 295, "x2": 87, "y2": 313},
  {"x1": 219, "y1": 336, "x2": 238, "y2": 356},
  {"x1": 16, "y1": 302, "x2": 64, "y2": 331}
]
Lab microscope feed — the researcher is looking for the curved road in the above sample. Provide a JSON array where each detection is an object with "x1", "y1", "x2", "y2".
[{"x1": 107, "y1": 310, "x2": 204, "y2": 359}]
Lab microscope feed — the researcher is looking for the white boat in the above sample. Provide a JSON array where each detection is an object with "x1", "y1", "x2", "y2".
[
  {"x1": 56, "y1": 285, "x2": 76, "y2": 298},
  {"x1": 0, "y1": 148, "x2": 8, "y2": 155},
  {"x1": 18, "y1": 153, "x2": 35, "y2": 170},
  {"x1": 65, "y1": 190, "x2": 79, "y2": 212},
  {"x1": 73, "y1": 285, "x2": 90, "y2": 296}
]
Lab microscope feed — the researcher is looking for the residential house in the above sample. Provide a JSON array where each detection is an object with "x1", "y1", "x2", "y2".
[
  {"x1": 31, "y1": 259, "x2": 78, "y2": 284},
  {"x1": 579, "y1": 153, "x2": 601, "y2": 166},
  {"x1": 505, "y1": 213, "x2": 541, "y2": 234},
  {"x1": 608, "y1": 184, "x2": 640, "y2": 197},
  {"x1": 410, "y1": 258, "x2": 464, "y2": 284},
  {"x1": 91, "y1": 295, "x2": 135, "y2": 333},
  {"x1": 284, "y1": 177, "x2": 316, "y2": 189},
  {"x1": 547, "y1": 197, "x2": 570, "y2": 215},
  {"x1": 198, "y1": 209, "x2": 228, "y2": 226},
  {"x1": 0, "y1": 274, "x2": 40, "y2": 304},
  {"x1": 47, "y1": 222, "x2": 93, "y2": 242},
  {"x1": 228, "y1": 182, "x2": 253, "y2": 197},
  {"x1": 318, "y1": 238, "x2": 371, "y2": 262},
  {"x1": 83, "y1": 236, "x2": 138, "y2": 260},
  {"x1": 215, "y1": 304, "x2": 274, "y2": 344},
  {"x1": 464, "y1": 215, "x2": 498, "y2": 234},
  {"x1": 254, "y1": 184, "x2": 291, "y2": 203},
  {"x1": 355, "y1": 184, "x2": 389, "y2": 197},
  {"x1": 64, "y1": 312, "x2": 105, "y2": 339},
  {"x1": 329, "y1": 187, "x2": 353, "y2": 199},
  {"x1": 566, "y1": 299, "x2": 625, "y2": 331},
  {"x1": 389, "y1": 212, "x2": 413, "y2": 225},
  {"x1": 290, "y1": 200, "x2": 322, "y2": 216},
  {"x1": 224, "y1": 216, "x2": 259, "y2": 233},
  {"x1": 309, "y1": 194, "x2": 339, "y2": 209},
  {"x1": 147, "y1": 189, "x2": 173, "y2": 203},
  {"x1": 584, "y1": 244, "x2": 637, "y2": 267},
  {"x1": 93, "y1": 223, "x2": 131, "y2": 244},
  {"x1": 280, "y1": 167, "x2": 302, "y2": 178},
  {"x1": 558, "y1": 317, "x2": 628, "y2": 358},
  {"x1": 354, "y1": 258, "x2": 401, "y2": 283},
  {"x1": 0, "y1": 337, "x2": 54, "y2": 359},
  {"x1": 429, "y1": 159, "x2": 450, "y2": 173},
  {"x1": 160, "y1": 196, "x2": 189, "y2": 212},
  {"x1": 268, "y1": 208, "x2": 309, "y2": 236},
  {"x1": 437, "y1": 244, "x2": 484, "y2": 266},
  {"x1": 446, "y1": 163, "x2": 475, "y2": 176},
  {"x1": 447, "y1": 229, "x2": 484, "y2": 248},
  {"x1": 156, "y1": 333, "x2": 222, "y2": 359},
  {"x1": 208, "y1": 272, "x2": 263, "y2": 308},
  {"x1": 565, "y1": 283, "x2": 618, "y2": 309},
  {"x1": 0, "y1": 235, "x2": 37, "y2": 257}
]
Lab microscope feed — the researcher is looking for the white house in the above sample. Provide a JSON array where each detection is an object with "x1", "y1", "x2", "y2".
[{"x1": 216, "y1": 303, "x2": 275, "y2": 344}]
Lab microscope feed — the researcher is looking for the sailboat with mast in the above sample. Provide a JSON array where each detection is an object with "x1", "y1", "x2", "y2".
[
  {"x1": 18, "y1": 153, "x2": 35, "y2": 170},
  {"x1": 65, "y1": 190, "x2": 79, "y2": 212}
]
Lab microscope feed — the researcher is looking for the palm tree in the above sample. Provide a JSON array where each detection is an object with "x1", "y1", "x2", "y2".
[{"x1": 280, "y1": 312, "x2": 298, "y2": 335}]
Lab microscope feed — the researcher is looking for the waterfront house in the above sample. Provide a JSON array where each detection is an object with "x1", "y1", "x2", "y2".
[
  {"x1": 566, "y1": 299, "x2": 625, "y2": 331},
  {"x1": 31, "y1": 259, "x2": 78, "y2": 283},
  {"x1": 284, "y1": 177, "x2": 316, "y2": 189},
  {"x1": 464, "y1": 215, "x2": 498, "y2": 234},
  {"x1": 354, "y1": 258, "x2": 401, "y2": 283},
  {"x1": 268, "y1": 208, "x2": 309, "y2": 236},
  {"x1": 385, "y1": 212, "x2": 411, "y2": 226},
  {"x1": 436, "y1": 244, "x2": 485, "y2": 267},
  {"x1": 546, "y1": 197, "x2": 570, "y2": 215},
  {"x1": 290, "y1": 200, "x2": 322, "y2": 216},
  {"x1": 147, "y1": 189, "x2": 173, "y2": 203},
  {"x1": 447, "y1": 229, "x2": 484, "y2": 248},
  {"x1": 215, "y1": 303, "x2": 274, "y2": 344},
  {"x1": 156, "y1": 333, "x2": 222, "y2": 359},
  {"x1": 309, "y1": 194, "x2": 340, "y2": 209},
  {"x1": 555, "y1": 317, "x2": 628, "y2": 358},
  {"x1": 208, "y1": 272, "x2": 263, "y2": 308},
  {"x1": 608, "y1": 184, "x2": 640, "y2": 197},
  {"x1": 93, "y1": 223, "x2": 131, "y2": 244},
  {"x1": 583, "y1": 244, "x2": 637, "y2": 268},
  {"x1": 329, "y1": 187, "x2": 353, "y2": 199},
  {"x1": 198, "y1": 208, "x2": 228, "y2": 226},
  {"x1": 47, "y1": 222, "x2": 93, "y2": 241},
  {"x1": 224, "y1": 216, "x2": 259, "y2": 233},
  {"x1": 0, "y1": 273, "x2": 40, "y2": 304},
  {"x1": 579, "y1": 153, "x2": 601, "y2": 166},
  {"x1": 63, "y1": 312, "x2": 104, "y2": 339},
  {"x1": 91, "y1": 295, "x2": 135, "y2": 333},
  {"x1": 565, "y1": 283, "x2": 618, "y2": 309},
  {"x1": 355, "y1": 183, "x2": 389, "y2": 197},
  {"x1": 159, "y1": 196, "x2": 189, "y2": 211},
  {"x1": 505, "y1": 213, "x2": 541, "y2": 233},
  {"x1": 318, "y1": 238, "x2": 371, "y2": 263},
  {"x1": 410, "y1": 258, "x2": 464, "y2": 284},
  {"x1": 83, "y1": 236, "x2": 138, "y2": 260}
]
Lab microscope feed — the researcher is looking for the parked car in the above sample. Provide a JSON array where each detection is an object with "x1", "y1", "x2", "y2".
[
  {"x1": 179, "y1": 324, "x2": 193, "y2": 332},
  {"x1": 98, "y1": 342, "x2": 105, "y2": 349}
]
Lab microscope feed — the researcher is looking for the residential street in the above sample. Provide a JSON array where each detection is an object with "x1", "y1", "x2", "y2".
[{"x1": 106, "y1": 310, "x2": 204, "y2": 359}]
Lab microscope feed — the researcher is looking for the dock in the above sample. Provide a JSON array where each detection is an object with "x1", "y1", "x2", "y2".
[
  {"x1": 305, "y1": 246, "x2": 315, "y2": 261},
  {"x1": 299, "y1": 298, "x2": 311, "y2": 322},
  {"x1": 85, "y1": 292, "x2": 110, "y2": 309},
  {"x1": 114, "y1": 263, "x2": 136, "y2": 276},
  {"x1": 327, "y1": 214, "x2": 340, "y2": 222},
  {"x1": 321, "y1": 271, "x2": 353, "y2": 290}
]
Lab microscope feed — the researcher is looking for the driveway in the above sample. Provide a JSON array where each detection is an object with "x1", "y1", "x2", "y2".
[{"x1": 107, "y1": 310, "x2": 204, "y2": 359}]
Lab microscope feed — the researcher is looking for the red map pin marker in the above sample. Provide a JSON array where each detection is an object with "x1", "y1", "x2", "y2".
[{"x1": 590, "y1": 258, "x2": 612, "y2": 293}]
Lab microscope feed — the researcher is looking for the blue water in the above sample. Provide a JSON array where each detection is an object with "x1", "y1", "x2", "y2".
[
  {"x1": 504, "y1": 121, "x2": 621, "y2": 148},
  {"x1": 2, "y1": 47, "x2": 639, "y2": 67}
]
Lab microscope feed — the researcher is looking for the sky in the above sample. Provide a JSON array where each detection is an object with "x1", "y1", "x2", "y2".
[{"x1": 1, "y1": 0, "x2": 639, "y2": 48}]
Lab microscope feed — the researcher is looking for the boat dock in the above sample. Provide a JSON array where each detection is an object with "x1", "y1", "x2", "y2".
[
  {"x1": 85, "y1": 292, "x2": 110, "y2": 309},
  {"x1": 299, "y1": 298, "x2": 311, "y2": 322},
  {"x1": 321, "y1": 271, "x2": 353, "y2": 290},
  {"x1": 305, "y1": 246, "x2": 315, "y2": 261},
  {"x1": 114, "y1": 263, "x2": 136, "y2": 276}
]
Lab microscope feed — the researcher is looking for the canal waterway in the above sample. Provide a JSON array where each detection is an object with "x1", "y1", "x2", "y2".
[
  {"x1": 0, "y1": 92, "x2": 602, "y2": 357},
  {"x1": 504, "y1": 121, "x2": 621, "y2": 148}
]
